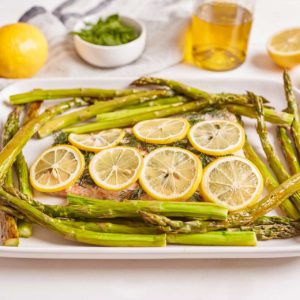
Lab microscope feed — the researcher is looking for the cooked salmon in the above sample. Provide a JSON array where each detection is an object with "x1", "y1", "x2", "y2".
[{"x1": 53, "y1": 111, "x2": 236, "y2": 201}]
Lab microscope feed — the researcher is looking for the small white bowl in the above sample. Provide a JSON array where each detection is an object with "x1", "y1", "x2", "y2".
[{"x1": 73, "y1": 15, "x2": 146, "y2": 68}]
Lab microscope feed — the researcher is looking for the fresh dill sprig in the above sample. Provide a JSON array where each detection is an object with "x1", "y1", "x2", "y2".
[
  {"x1": 119, "y1": 187, "x2": 146, "y2": 201},
  {"x1": 53, "y1": 131, "x2": 70, "y2": 145}
]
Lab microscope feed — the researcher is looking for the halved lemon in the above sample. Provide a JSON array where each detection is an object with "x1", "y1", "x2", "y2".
[
  {"x1": 188, "y1": 120, "x2": 245, "y2": 156},
  {"x1": 30, "y1": 145, "x2": 85, "y2": 192},
  {"x1": 139, "y1": 147, "x2": 202, "y2": 201},
  {"x1": 133, "y1": 118, "x2": 190, "y2": 144},
  {"x1": 68, "y1": 129, "x2": 125, "y2": 152},
  {"x1": 200, "y1": 156, "x2": 263, "y2": 211},
  {"x1": 89, "y1": 146, "x2": 143, "y2": 191},
  {"x1": 267, "y1": 28, "x2": 300, "y2": 69}
]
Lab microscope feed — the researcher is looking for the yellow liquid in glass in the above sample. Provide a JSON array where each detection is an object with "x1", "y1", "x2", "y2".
[{"x1": 191, "y1": 2, "x2": 253, "y2": 71}]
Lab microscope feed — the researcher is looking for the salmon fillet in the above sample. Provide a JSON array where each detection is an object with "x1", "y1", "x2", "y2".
[{"x1": 53, "y1": 111, "x2": 236, "y2": 201}]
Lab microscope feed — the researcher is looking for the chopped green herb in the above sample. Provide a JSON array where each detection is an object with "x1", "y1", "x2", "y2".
[{"x1": 72, "y1": 14, "x2": 139, "y2": 46}]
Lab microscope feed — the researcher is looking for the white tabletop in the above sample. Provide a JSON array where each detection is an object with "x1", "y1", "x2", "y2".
[{"x1": 1, "y1": 0, "x2": 300, "y2": 299}]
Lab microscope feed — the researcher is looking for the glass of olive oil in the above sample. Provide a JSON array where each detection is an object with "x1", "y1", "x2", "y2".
[{"x1": 190, "y1": 0, "x2": 254, "y2": 71}]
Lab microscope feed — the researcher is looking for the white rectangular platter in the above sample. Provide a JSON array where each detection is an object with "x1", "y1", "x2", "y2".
[{"x1": 0, "y1": 76, "x2": 300, "y2": 259}]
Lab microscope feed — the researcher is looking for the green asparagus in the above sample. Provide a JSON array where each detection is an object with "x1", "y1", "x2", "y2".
[
  {"x1": 251, "y1": 91, "x2": 300, "y2": 212},
  {"x1": 278, "y1": 127, "x2": 300, "y2": 174},
  {"x1": 13, "y1": 103, "x2": 38, "y2": 198},
  {"x1": 139, "y1": 210, "x2": 225, "y2": 233},
  {"x1": 0, "y1": 187, "x2": 166, "y2": 247},
  {"x1": 125, "y1": 96, "x2": 188, "y2": 109},
  {"x1": 132, "y1": 77, "x2": 211, "y2": 100},
  {"x1": 38, "y1": 90, "x2": 174, "y2": 137},
  {"x1": 0, "y1": 98, "x2": 87, "y2": 182},
  {"x1": 96, "y1": 101, "x2": 184, "y2": 121},
  {"x1": 132, "y1": 77, "x2": 269, "y2": 105},
  {"x1": 0, "y1": 204, "x2": 24, "y2": 219},
  {"x1": 10, "y1": 88, "x2": 141, "y2": 104},
  {"x1": 243, "y1": 136, "x2": 300, "y2": 219},
  {"x1": 60, "y1": 219, "x2": 160, "y2": 234},
  {"x1": 283, "y1": 71, "x2": 300, "y2": 156},
  {"x1": 227, "y1": 104, "x2": 293, "y2": 125},
  {"x1": 64, "y1": 95, "x2": 252, "y2": 134},
  {"x1": 17, "y1": 220, "x2": 33, "y2": 238},
  {"x1": 167, "y1": 231, "x2": 257, "y2": 246},
  {"x1": 140, "y1": 211, "x2": 300, "y2": 240},
  {"x1": 2, "y1": 106, "x2": 23, "y2": 187},
  {"x1": 238, "y1": 216, "x2": 300, "y2": 240}
]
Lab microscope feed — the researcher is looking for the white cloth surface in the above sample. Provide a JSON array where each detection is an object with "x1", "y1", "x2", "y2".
[
  {"x1": 1, "y1": 1, "x2": 300, "y2": 300},
  {"x1": 0, "y1": 0, "x2": 193, "y2": 89}
]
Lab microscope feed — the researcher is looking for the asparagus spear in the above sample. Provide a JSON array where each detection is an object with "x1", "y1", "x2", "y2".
[
  {"x1": 14, "y1": 101, "x2": 42, "y2": 198},
  {"x1": 14, "y1": 102, "x2": 42, "y2": 236},
  {"x1": 9, "y1": 88, "x2": 141, "y2": 104},
  {"x1": 243, "y1": 136, "x2": 300, "y2": 219},
  {"x1": 0, "y1": 204, "x2": 24, "y2": 219},
  {"x1": 17, "y1": 220, "x2": 33, "y2": 238},
  {"x1": 250, "y1": 91, "x2": 300, "y2": 212},
  {"x1": 226, "y1": 104, "x2": 293, "y2": 126},
  {"x1": 38, "y1": 90, "x2": 174, "y2": 137},
  {"x1": 283, "y1": 71, "x2": 300, "y2": 156},
  {"x1": 166, "y1": 231, "x2": 257, "y2": 246},
  {"x1": 278, "y1": 127, "x2": 300, "y2": 174},
  {"x1": 1, "y1": 107, "x2": 24, "y2": 245},
  {"x1": 132, "y1": 77, "x2": 270, "y2": 105},
  {"x1": 125, "y1": 96, "x2": 188, "y2": 109},
  {"x1": 66, "y1": 194, "x2": 228, "y2": 220},
  {"x1": 96, "y1": 102, "x2": 183, "y2": 122},
  {"x1": 65, "y1": 101, "x2": 205, "y2": 134},
  {"x1": 64, "y1": 95, "x2": 252, "y2": 134},
  {"x1": 132, "y1": 77, "x2": 211, "y2": 100},
  {"x1": 60, "y1": 219, "x2": 160, "y2": 234},
  {"x1": 5, "y1": 189, "x2": 228, "y2": 220},
  {"x1": 140, "y1": 211, "x2": 300, "y2": 240},
  {"x1": 0, "y1": 211, "x2": 19, "y2": 246},
  {"x1": 139, "y1": 210, "x2": 225, "y2": 233},
  {"x1": 2, "y1": 106, "x2": 24, "y2": 187},
  {"x1": 0, "y1": 188, "x2": 166, "y2": 247},
  {"x1": 238, "y1": 216, "x2": 300, "y2": 240},
  {"x1": 227, "y1": 167, "x2": 300, "y2": 226},
  {"x1": 4, "y1": 169, "x2": 300, "y2": 245},
  {"x1": 0, "y1": 98, "x2": 87, "y2": 182}
]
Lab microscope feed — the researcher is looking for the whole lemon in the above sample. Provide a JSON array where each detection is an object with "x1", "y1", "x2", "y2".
[{"x1": 0, "y1": 23, "x2": 48, "y2": 78}]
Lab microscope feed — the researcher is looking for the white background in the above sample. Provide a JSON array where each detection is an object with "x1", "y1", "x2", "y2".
[{"x1": 1, "y1": 0, "x2": 300, "y2": 299}]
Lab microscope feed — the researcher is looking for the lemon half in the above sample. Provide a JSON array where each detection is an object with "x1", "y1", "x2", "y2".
[{"x1": 267, "y1": 28, "x2": 300, "y2": 69}]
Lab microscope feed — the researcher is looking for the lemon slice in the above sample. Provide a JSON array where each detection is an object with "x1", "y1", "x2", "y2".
[
  {"x1": 89, "y1": 146, "x2": 143, "y2": 191},
  {"x1": 30, "y1": 145, "x2": 85, "y2": 192},
  {"x1": 139, "y1": 147, "x2": 202, "y2": 201},
  {"x1": 200, "y1": 156, "x2": 263, "y2": 211},
  {"x1": 68, "y1": 129, "x2": 125, "y2": 152},
  {"x1": 133, "y1": 118, "x2": 190, "y2": 144},
  {"x1": 188, "y1": 120, "x2": 245, "y2": 156},
  {"x1": 267, "y1": 28, "x2": 300, "y2": 68}
]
